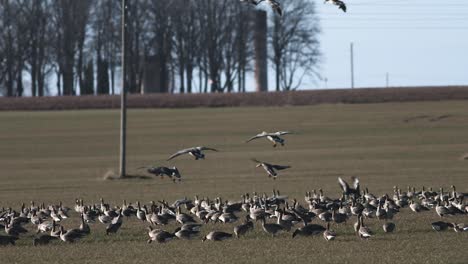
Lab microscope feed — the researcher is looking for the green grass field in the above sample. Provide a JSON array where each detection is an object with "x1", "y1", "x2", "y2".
[{"x1": 1, "y1": 101, "x2": 467, "y2": 264}]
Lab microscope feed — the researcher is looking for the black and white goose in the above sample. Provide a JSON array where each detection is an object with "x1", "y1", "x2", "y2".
[
  {"x1": 138, "y1": 166, "x2": 182, "y2": 182},
  {"x1": 246, "y1": 131, "x2": 293, "y2": 147},
  {"x1": 240, "y1": 0, "x2": 282, "y2": 16},
  {"x1": 167, "y1": 146, "x2": 218, "y2": 161},
  {"x1": 252, "y1": 159, "x2": 290, "y2": 179},
  {"x1": 325, "y1": 0, "x2": 346, "y2": 13}
]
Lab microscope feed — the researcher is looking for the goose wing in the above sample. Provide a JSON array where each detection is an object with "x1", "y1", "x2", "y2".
[
  {"x1": 352, "y1": 176, "x2": 360, "y2": 192},
  {"x1": 197, "y1": 146, "x2": 218, "y2": 152},
  {"x1": 250, "y1": 158, "x2": 263, "y2": 164},
  {"x1": 271, "y1": 164, "x2": 290, "y2": 170},
  {"x1": 337, "y1": 0, "x2": 347, "y2": 12},
  {"x1": 167, "y1": 148, "x2": 194, "y2": 161},
  {"x1": 271, "y1": 131, "x2": 294, "y2": 136},
  {"x1": 338, "y1": 177, "x2": 350, "y2": 193},
  {"x1": 246, "y1": 133, "x2": 268, "y2": 143}
]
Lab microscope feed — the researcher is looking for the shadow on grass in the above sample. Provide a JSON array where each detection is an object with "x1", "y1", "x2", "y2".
[{"x1": 102, "y1": 170, "x2": 153, "y2": 181}]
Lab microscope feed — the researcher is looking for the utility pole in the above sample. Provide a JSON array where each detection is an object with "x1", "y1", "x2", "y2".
[
  {"x1": 350, "y1": 42, "x2": 354, "y2": 89},
  {"x1": 119, "y1": 0, "x2": 127, "y2": 178},
  {"x1": 386, "y1": 72, "x2": 389, "y2": 87}
]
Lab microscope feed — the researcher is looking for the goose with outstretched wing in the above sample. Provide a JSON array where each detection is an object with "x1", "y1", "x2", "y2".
[
  {"x1": 138, "y1": 166, "x2": 182, "y2": 182},
  {"x1": 167, "y1": 146, "x2": 218, "y2": 161},
  {"x1": 240, "y1": 0, "x2": 282, "y2": 16},
  {"x1": 338, "y1": 177, "x2": 360, "y2": 197},
  {"x1": 325, "y1": 0, "x2": 347, "y2": 13},
  {"x1": 252, "y1": 158, "x2": 290, "y2": 179},
  {"x1": 246, "y1": 131, "x2": 294, "y2": 147}
]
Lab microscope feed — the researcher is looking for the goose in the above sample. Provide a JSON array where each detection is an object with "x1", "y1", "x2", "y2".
[
  {"x1": 261, "y1": 217, "x2": 284, "y2": 237},
  {"x1": 79, "y1": 214, "x2": 90, "y2": 235},
  {"x1": 251, "y1": 158, "x2": 290, "y2": 179},
  {"x1": 292, "y1": 223, "x2": 326, "y2": 238},
  {"x1": 167, "y1": 146, "x2": 218, "y2": 161},
  {"x1": 409, "y1": 200, "x2": 429, "y2": 213},
  {"x1": 176, "y1": 207, "x2": 196, "y2": 224},
  {"x1": 219, "y1": 212, "x2": 238, "y2": 224},
  {"x1": 356, "y1": 215, "x2": 372, "y2": 239},
  {"x1": 325, "y1": 0, "x2": 346, "y2": 12},
  {"x1": 98, "y1": 212, "x2": 112, "y2": 224},
  {"x1": 33, "y1": 234, "x2": 56, "y2": 246},
  {"x1": 174, "y1": 227, "x2": 199, "y2": 239},
  {"x1": 147, "y1": 229, "x2": 176, "y2": 244},
  {"x1": 0, "y1": 235, "x2": 18, "y2": 246},
  {"x1": 138, "y1": 166, "x2": 182, "y2": 182},
  {"x1": 121, "y1": 200, "x2": 135, "y2": 217},
  {"x1": 59, "y1": 226, "x2": 85, "y2": 243},
  {"x1": 181, "y1": 223, "x2": 203, "y2": 232},
  {"x1": 202, "y1": 231, "x2": 233, "y2": 242},
  {"x1": 234, "y1": 216, "x2": 254, "y2": 238},
  {"x1": 136, "y1": 202, "x2": 146, "y2": 221},
  {"x1": 431, "y1": 221, "x2": 453, "y2": 231},
  {"x1": 435, "y1": 199, "x2": 451, "y2": 217},
  {"x1": 106, "y1": 215, "x2": 122, "y2": 235},
  {"x1": 5, "y1": 218, "x2": 28, "y2": 237},
  {"x1": 147, "y1": 226, "x2": 161, "y2": 242},
  {"x1": 245, "y1": 131, "x2": 293, "y2": 147},
  {"x1": 383, "y1": 222, "x2": 396, "y2": 233},
  {"x1": 36, "y1": 219, "x2": 53, "y2": 234},
  {"x1": 323, "y1": 222, "x2": 337, "y2": 241},
  {"x1": 318, "y1": 211, "x2": 332, "y2": 222},
  {"x1": 338, "y1": 177, "x2": 361, "y2": 198},
  {"x1": 240, "y1": 0, "x2": 282, "y2": 16},
  {"x1": 50, "y1": 221, "x2": 61, "y2": 238},
  {"x1": 276, "y1": 210, "x2": 293, "y2": 231},
  {"x1": 332, "y1": 209, "x2": 347, "y2": 224},
  {"x1": 452, "y1": 223, "x2": 468, "y2": 232}
]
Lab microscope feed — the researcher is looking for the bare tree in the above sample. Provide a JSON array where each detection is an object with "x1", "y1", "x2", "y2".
[{"x1": 269, "y1": 0, "x2": 320, "y2": 91}]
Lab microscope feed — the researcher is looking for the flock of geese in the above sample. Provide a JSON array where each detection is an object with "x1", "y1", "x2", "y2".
[
  {"x1": 138, "y1": 131, "x2": 294, "y2": 181},
  {"x1": 240, "y1": 0, "x2": 348, "y2": 16},
  {"x1": 0, "y1": 181, "x2": 467, "y2": 246}
]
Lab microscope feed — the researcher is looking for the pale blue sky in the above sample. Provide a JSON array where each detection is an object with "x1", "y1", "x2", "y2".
[
  {"x1": 35, "y1": 0, "x2": 468, "y2": 95},
  {"x1": 307, "y1": 0, "x2": 468, "y2": 89}
]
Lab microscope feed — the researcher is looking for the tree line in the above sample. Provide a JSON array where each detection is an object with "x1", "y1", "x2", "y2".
[{"x1": 0, "y1": 0, "x2": 320, "y2": 97}]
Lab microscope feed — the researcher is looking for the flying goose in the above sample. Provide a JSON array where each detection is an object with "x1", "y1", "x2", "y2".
[
  {"x1": 325, "y1": 0, "x2": 346, "y2": 12},
  {"x1": 246, "y1": 131, "x2": 293, "y2": 147},
  {"x1": 167, "y1": 146, "x2": 218, "y2": 161},
  {"x1": 138, "y1": 166, "x2": 182, "y2": 182},
  {"x1": 251, "y1": 159, "x2": 291, "y2": 179},
  {"x1": 202, "y1": 231, "x2": 233, "y2": 242},
  {"x1": 338, "y1": 177, "x2": 361, "y2": 198},
  {"x1": 240, "y1": 0, "x2": 282, "y2": 16}
]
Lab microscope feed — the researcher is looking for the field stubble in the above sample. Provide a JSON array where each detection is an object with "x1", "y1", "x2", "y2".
[{"x1": 0, "y1": 101, "x2": 467, "y2": 263}]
